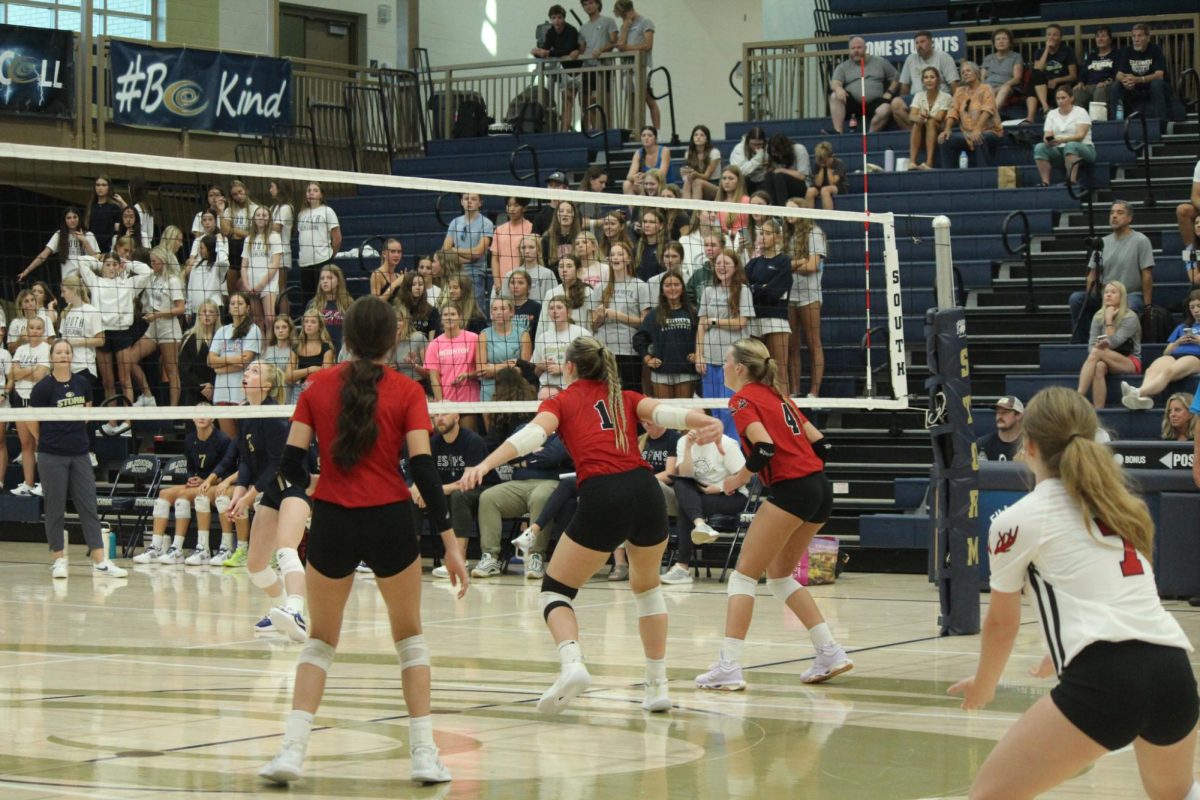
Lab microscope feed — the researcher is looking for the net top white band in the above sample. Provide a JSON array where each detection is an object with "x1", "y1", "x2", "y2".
[
  {"x1": 0, "y1": 142, "x2": 894, "y2": 227},
  {"x1": 0, "y1": 395, "x2": 909, "y2": 423}
]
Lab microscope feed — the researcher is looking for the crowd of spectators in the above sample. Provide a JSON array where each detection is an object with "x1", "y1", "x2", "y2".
[{"x1": 828, "y1": 22, "x2": 1184, "y2": 171}]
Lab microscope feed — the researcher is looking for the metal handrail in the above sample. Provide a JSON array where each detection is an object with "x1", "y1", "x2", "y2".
[
  {"x1": 728, "y1": 62, "x2": 743, "y2": 99},
  {"x1": 434, "y1": 192, "x2": 458, "y2": 229},
  {"x1": 583, "y1": 102, "x2": 612, "y2": 169},
  {"x1": 1002, "y1": 210, "x2": 1037, "y2": 313},
  {"x1": 1065, "y1": 159, "x2": 1097, "y2": 249},
  {"x1": 1122, "y1": 111, "x2": 1155, "y2": 208},
  {"x1": 1181, "y1": 68, "x2": 1199, "y2": 145},
  {"x1": 647, "y1": 66, "x2": 679, "y2": 146},
  {"x1": 271, "y1": 123, "x2": 321, "y2": 170},
  {"x1": 358, "y1": 235, "x2": 387, "y2": 276},
  {"x1": 510, "y1": 144, "x2": 541, "y2": 185},
  {"x1": 740, "y1": 13, "x2": 1200, "y2": 123}
]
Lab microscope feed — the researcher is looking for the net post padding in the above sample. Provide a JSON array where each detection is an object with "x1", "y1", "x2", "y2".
[{"x1": 924, "y1": 306, "x2": 980, "y2": 637}]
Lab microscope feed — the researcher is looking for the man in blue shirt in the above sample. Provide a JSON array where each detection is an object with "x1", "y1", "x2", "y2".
[{"x1": 442, "y1": 193, "x2": 495, "y2": 314}]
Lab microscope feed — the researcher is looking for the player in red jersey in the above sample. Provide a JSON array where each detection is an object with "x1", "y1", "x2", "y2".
[
  {"x1": 695, "y1": 337, "x2": 853, "y2": 692},
  {"x1": 461, "y1": 335, "x2": 723, "y2": 715},
  {"x1": 260, "y1": 296, "x2": 468, "y2": 788}
]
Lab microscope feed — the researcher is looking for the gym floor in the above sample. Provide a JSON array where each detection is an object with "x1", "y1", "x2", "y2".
[{"x1": 0, "y1": 541, "x2": 1195, "y2": 799}]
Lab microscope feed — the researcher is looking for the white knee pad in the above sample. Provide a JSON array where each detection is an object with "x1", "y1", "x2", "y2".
[
  {"x1": 766, "y1": 575, "x2": 803, "y2": 604},
  {"x1": 193, "y1": 495, "x2": 211, "y2": 514},
  {"x1": 153, "y1": 498, "x2": 171, "y2": 519},
  {"x1": 634, "y1": 586, "x2": 667, "y2": 618},
  {"x1": 276, "y1": 547, "x2": 303, "y2": 578},
  {"x1": 174, "y1": 498, "x2": 191, "y2": 520},
  {"x1": 396, "y1": 634, "x2": 430, "y2": 670},
  {"x1": 727, "y1": 570, "x2": 758, "y2": 599},
  {"x1": 214, "y1": 494, "x2": 231, "y2": 515},
  {"x1": 298, "y1": 638, "x2": 335, "y2": 672},
  {"x1": 249, "y1": 566, "x2": 278, "y2": 589}
]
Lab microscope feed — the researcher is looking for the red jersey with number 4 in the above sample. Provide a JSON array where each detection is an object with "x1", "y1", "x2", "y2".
[
  {"x1": 539, "y1": 380, "x2": 649, "y2": 485},
  {"x1": 729, "y1": 382, "x2": 823, "y2": 485}
]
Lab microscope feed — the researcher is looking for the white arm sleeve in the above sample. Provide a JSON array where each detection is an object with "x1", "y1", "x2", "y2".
[
  {"x1": 651, "y1": 403, "x2": 691, "y2": 430},
  {"x1": 505, "y1": 423, "x2": 548, "y2": 458}
]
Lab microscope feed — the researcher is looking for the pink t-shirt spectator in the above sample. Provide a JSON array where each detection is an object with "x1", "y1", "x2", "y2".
[
  {"x1": 424, "y1": 329, "x2": 481, "y2": 402},
  {"x1": 489, "y1": 218, "x2": 533, "y2": 289}
]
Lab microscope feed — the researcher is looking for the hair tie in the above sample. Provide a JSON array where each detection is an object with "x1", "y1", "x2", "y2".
[{"x1": 1068, "y1": 433, "x2": 1085, "y2": 443}]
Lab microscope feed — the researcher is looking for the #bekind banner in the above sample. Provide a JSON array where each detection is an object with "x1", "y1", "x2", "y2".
[{"x1": 110, "y1": 41, "x2": 291, "y2": 136}]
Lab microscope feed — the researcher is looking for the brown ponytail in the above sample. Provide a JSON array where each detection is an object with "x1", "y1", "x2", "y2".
[
  {"x1": 332, "y1": 296, "x2": 396, "y2": 470},
  {"x1": 1023, "y1": 386, "x2": 1154, "y2": 559},
  {"x1": 565, "y1": 335, "x2": 629, "y2": 452}
]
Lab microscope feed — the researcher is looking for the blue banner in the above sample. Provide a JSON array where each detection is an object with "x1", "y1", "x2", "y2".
[
  {"x1": 0, "y1": 24, "x2": 75, "y2": 119},
  {"x1": 860, "y1": 29, "x2": 967, "y2": 65},
  {"x1": 110, "y1": 41, "x2": 291, "y2": 136}
]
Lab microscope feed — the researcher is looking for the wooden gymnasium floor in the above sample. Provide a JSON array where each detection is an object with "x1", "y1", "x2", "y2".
[{"x1": 0, "y1": 540, "x2": 1196, "y2": 799}]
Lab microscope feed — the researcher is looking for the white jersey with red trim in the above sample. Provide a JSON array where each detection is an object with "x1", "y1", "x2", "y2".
[{"x1": 988, "y1": 478, "x2": 1191, "y2": 674}]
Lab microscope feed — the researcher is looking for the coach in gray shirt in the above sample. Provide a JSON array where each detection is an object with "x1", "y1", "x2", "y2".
[
  {"x1": 891, "y1": 30, "x2": 960, "y2": 130},
  {"x1": 829, "y1": 36, "x2": 899, "y2": 133},
  {"x1": 1069, "y1": 201, "x2": 1155, "y2": 341}
]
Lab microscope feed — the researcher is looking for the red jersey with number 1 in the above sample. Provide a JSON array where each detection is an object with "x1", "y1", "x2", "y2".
[
  {"x1": 729, "y1": 382, "x2": 823, "y2": 485},
  {"x1": 539, "y1": 380, "x2": 650, "y2": 485}
]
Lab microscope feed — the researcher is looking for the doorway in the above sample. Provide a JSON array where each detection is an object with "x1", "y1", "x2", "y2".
[{"x1": 279, "y1": 5, "x2": 362, "y2": 68}]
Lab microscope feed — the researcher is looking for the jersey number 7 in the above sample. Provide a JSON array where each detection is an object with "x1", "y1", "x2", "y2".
[{"x1": 1098, "y1": 520, "x2": 1146, "y2": 578}]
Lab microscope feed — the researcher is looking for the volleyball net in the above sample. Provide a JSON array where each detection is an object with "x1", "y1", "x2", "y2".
[{"x1": 0, "y1": 141, "x2": 917, "y2": 425}]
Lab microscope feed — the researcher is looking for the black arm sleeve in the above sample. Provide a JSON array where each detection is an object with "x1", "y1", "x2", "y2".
[
  {"x1": 253, "y1": 419, "x2": 288, "y2": 494},
  {"x1": 811, "y1": 437, "x2": 832, "y2": 464},
  {"x1": 279, "y1": 444, "x2": 311, "y2": 489},
  {"x1": 410, "y1": 453, "x2": 453, "y2": 532},
  {"x1": 745, "y1": 441, "x2": 777, "y2": 473}
]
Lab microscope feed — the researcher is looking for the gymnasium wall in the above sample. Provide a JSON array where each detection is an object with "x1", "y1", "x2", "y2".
[{"x1": 419, "y1": 0, "x2": 761, "y2": 136}]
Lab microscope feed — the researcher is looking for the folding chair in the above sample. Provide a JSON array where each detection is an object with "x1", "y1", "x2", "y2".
[
  {"x1": 681, "y1": 476, "x2": 764, "y2": 582},
  {"x1": 718, "y1": 477, "x2": 764, "y2": 582},
  {"x1": 497, "y1": 515, "x2": 531, "y2": 575},
  {"x1": 96, "y1": 454, "x2": 162, "y2": 558},
  {"x1": 158, "y1": 455, "x2": 189, "y2": 487}
]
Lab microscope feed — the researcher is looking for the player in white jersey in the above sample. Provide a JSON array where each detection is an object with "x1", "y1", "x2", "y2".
[{"x1": 950, "y1": 386, "x2": 1198, "y2": 800}]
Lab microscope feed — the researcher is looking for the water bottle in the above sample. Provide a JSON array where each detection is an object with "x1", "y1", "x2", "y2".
[
  {"x1": 1115, "y1": 102, "x2": 1124, "y2": 121},
  {"x1": 884, "y1": 148, "x2": 895, "y2": 172},
  {"x1": 100, "y1": 523, "x2": 115, "y2": 559},
  {"x1": 958, "y1": 150, "x2": 969, "y2": 169}
]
